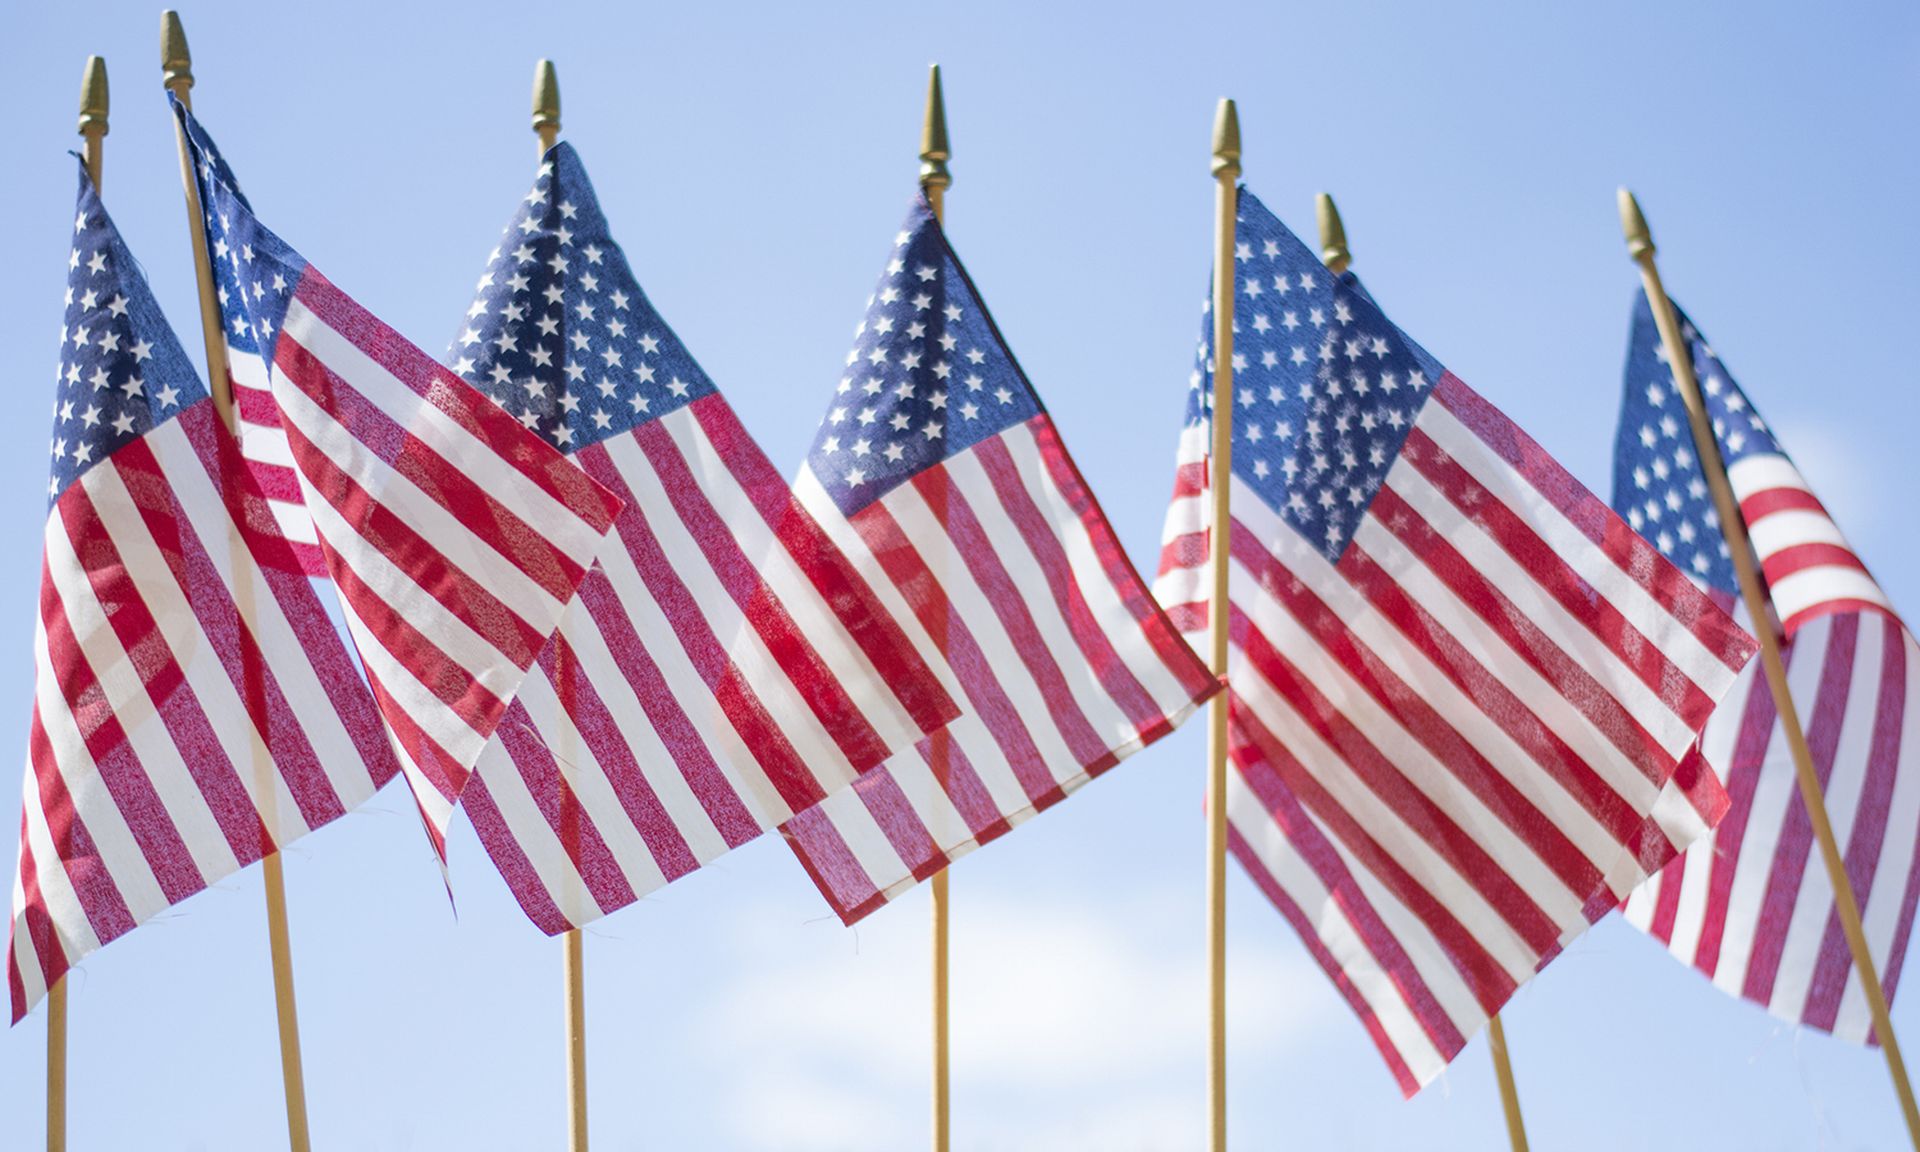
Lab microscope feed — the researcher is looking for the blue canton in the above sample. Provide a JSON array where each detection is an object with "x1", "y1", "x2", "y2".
[
  {"x1": 175, "y1": 100, "x2": 305, "y2": 372},
  {"x1": 1612, "y1": 291, "x2": 1777, "y2": 592},
  {"x1": 807, "y1": 199, "x2": 1040, "y2": 517},
  {"x1": 48, "y1": 160, "x2": 209, "y2": 505},
  {"x1": 449, "y1": 143, "x2": 718, "y2": 452},
  {"x1": 1184, "y1": 189, "x2": 1446, "y2": 562}
]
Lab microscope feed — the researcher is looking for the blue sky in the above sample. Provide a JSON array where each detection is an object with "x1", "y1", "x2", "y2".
[{"x1": 6, "y1": 2, "x2": 1920, "y2": 1148}]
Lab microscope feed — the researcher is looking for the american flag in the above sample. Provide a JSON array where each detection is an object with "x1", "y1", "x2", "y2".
[
  {"x1": 777, "y1": 200, "x2": 1219, "y2": 923},
  {"x1": 174, "y1": 103, "x2": 622, "y2": 860},
  {"x1": 9, "y1": 165, "x2": 402, "y2": 1020},
  {"x1": 1152, "y1": 189, "x2": 1755, "y2": 1095},
  {"x1": 446, "y1": 144, "x2": 957, "y2": 933},
  {"x1": 1616, "y1": 293, "x2": 1920, "y2": 1042}
]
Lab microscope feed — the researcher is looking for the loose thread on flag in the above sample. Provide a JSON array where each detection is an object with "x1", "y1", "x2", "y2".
[
  {"x1": 1316, "y1": 189, "x2": 1532, "y2": 1150},
  {"x1": 530, "y1": 56, "x2": 592, "y2": 1152},
  {"x1": 1205, "y1": 97, "x2": 1239, "y2": 1152},
  {"x1": 1620, "y1": 188, "x2": 1920, "y2": 1151},
  {"x1": 918, "y1": 62, "x2": 954, "y2": 1152},
  {"x1": 158, "y1": 15, "x2": 314, "y2": 1152}
]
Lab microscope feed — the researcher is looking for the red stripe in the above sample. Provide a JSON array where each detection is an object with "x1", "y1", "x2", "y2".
[
  {"x1": 847, "y1": 765, "x2": 953, "y2": 888},
  {"x1": 908, "y1": 466, "x2": 1113, "y2": 774},
  {"x1": 1228, "y1": 719, "x2": 1469, "y2": 1067},
  {"x1": 532, "y1": 628, "x2": 705, "y2": 880},
  {"x1": 632, "y1": 417, "x2": 890, "y2": 783},
  {"x1": 230, "y1": 377, "x2": 281, "y2": 429},
  {"x1": 59, "y1": 477, "x2": 275, "y2": 866},
  {"x1": 1650, "y1": 851, "x2": 1687, "y2": 944},
  {"x1": 37, "y1": 538, "x2": 205, "y2": 904},
  {"x1": 1803, "y1": 616, "x2": 1907, "y2": 1030},
  {"x1": 780, "y1": 804, "x2": 884, "y2": 925},
  {"x1": 359, "y1": 660, "x2": 469, "y2": 809},
  {"x1": 1228, "y1": 533, "x2": 1609, "y2": 897},
  {"x1": 1169, "y1": 456, "x2": 1208, "y2": 501},
  {"x1": 1739, "y1": 485, "x2": 1827, "y2": 525},
  {"x1": 1158, "y1": 530, "x2": 1211, "y2": 584},
  {"x1": 689, "y1": 397, "x2": 957, "y2": 738},
  {"x1": 1743, "y1": 614, "x2": 1859, "y2": 1004},
  {"x1": 1874, "y1": 736, "x2": 1920, "y2": 1042},
  {"x1": 1027, "y1": 416, "x2": 1219, "y2": 703},
  {"x1": 1784, "y1": 598, "x2": 1900, "y2": 637},
  {"x1": 1759, "y1": 543, "x2": 1869, "y2": 585},
  {"x1": 459, "y1": 770, "x2": 573, "y2": 935},
  {"x1": 1361, "y1": 483, "x2": 1677, "y2": 789},
  {"x1": 568, "y1": 554, "x2": 761, "y2": 852},
  {"x1": 1400, "y1": 426, "x2": 1717, "y2": 730},
  {"x1": 274, "y1": 337, "x2": 588, "y2": 624},
  {"x1": 8, "y1": 808, "x2": 65, "y2": 1024},
  {"x1": 578, "y1": 442, "x2": 825, "y2": 818},
  {"x1": 290, "y1": 270, "x2": 621, "y2": 532},
  {"x1": 1230, "y1": 606, "x2": 1564, "y2": 957},
  {"x1": 1231, "y1": 691, "x2": 1521, "y2": 1013},
  {"x1": 846, "y1": 498, "x2": 1058, "y2": 806},
  {"x1": 1433, "y1": 375, "x2": 1753, "y2": 674}
]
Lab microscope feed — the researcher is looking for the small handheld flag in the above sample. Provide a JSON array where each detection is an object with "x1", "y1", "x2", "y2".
[
  {"x1": 7, "y1": 163, "x2": 401, "y2": 1020},
  {"x1": 1154, "y1": 188, "x2": 1755, "y2": 1094},
  {"x1": 779, "y1": 199, "x2": 1220, "y2": 922},
  {"x1": 1617, "y1": 294, "x2": 1920, "y2": 1043}
]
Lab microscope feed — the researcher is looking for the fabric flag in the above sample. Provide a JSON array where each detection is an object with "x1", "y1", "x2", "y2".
[
  {"x1": 445, "y1": 144, "x2": 957, "y2": 932},
  {"x1": 779, "y1": 200, "x2": 1220, "y2": 923},
  {"x1": 8, "y1": 163, "x2": 404, "y2": 1020},
  {"x1": 1616, "y1": 293, "x2": 1920, "y2": 1043},
  {"x1": 1153, "y1": 188, "x2": 1756, "y2": 1094},
  {"x1": 173, "y1": 102, "x2": 621, "y2": 860}
]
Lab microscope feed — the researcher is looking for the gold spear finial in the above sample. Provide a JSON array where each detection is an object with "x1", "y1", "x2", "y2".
[
  {"x1": 1211, "y1": 98, "x2": 1241, "y2": 181},
  {"x1": 1618, "y1": 187, "x2": 1655, "y2": 263},
  {"x1": 533, "y1": 59, "x2": 561, "y2": 154},
  {"x1": 160, "y1": 10, "x2": 193, "y2": 103},
  {"x1": 1316, "y1": 192, "x2": 1351, "y2": 274},
  {"x1": 919, "y1": 64, "x2": 951, "y2": 195},
  {"x1": 78, "y1": 56, "x2": 109, "y2": 189}
]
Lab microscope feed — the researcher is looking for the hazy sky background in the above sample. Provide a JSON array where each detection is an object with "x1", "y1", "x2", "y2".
[{"x1": 7, "y1": 2, "x2": 1920, "y2": 1148}]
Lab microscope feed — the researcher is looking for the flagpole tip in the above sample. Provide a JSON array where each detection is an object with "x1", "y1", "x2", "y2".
[
  {"x1": 160, "y1": 10, "x2": 192, "y2": 97},
  {"x1": 79, "y1": 56, "x2": 109, "y2": 140},
  {"x1": 1211, "y1": 99, "x2": 1241, "y2": 180},
  {"x1": 920, "y1": 63, "x2": 951, "y2": 194},
  {"x1": 1618, "y1": 187, "x2": 1655, "y2": 262},
  {"x1": 532, "y1": 59, "x2": 561, "y2": 152},
  {"x1": 1316, "y1": 192, "x2": 1350, "y2": 274}
]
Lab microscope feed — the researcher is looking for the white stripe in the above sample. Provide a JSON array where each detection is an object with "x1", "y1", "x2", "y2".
[
  {"x1": 1726, "y1": 454, "x2": 1816, "y2": 506},
  {"x1": 469, "y1": 741, "x2": 607, "y2": 929},
  {"x1": 1769, "y1": 567, "x2": 1894, "y2": 622},
  {"x1": 1747, "y1": 508, "x2": 1855, "y2": 559},
  {"x1": 45, "y1": 497, "x2": 242, "y2": 883}
]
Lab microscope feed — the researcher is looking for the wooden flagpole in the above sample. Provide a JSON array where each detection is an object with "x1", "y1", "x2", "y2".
[
  {"x1": 1314, "y1": 191, "x2": 1532, "y2": 1152},
  {"x1": 48, "y1": 57, "x2": 108, "y2": 1152},
  {"x1": 528, "y1": 57, "x2": 591, "y2": 1152},
  {"x1": 1206, "y1": 98, "x2": 1238, "y2": 1152},
  {"x1": 159, "y1": 15, "x2": 314, "y2": 1152},
  {"x1": 918, "y1": 62, "x2": 954, "y2": 1152},
  {"x1": 1620, "y1": 189, "x2": 1920, "y2": 1151}
]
